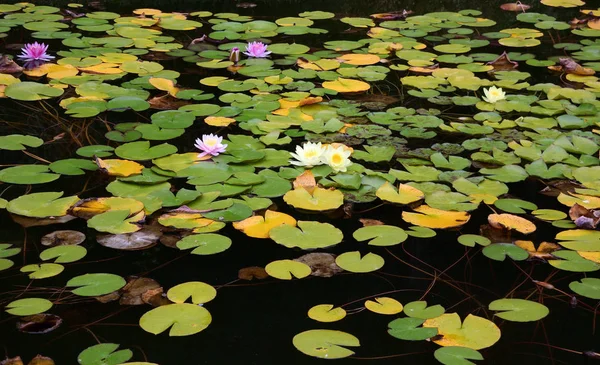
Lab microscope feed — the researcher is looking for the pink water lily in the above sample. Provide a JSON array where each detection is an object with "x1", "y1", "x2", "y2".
[
  {"x1": 17, "y1": 42, "x2": 54, "y2": 63},
  {"x1": 229, "y1": 47, "x2": 241, "y2": 65},
  {"x1": 195, "y1": 134, "x2": 227, "y2": 158},
  {"x1": 243, "y1": 41, "x2": 271, "y2": 58}
]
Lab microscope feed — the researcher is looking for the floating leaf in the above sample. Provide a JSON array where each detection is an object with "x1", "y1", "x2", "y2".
[
  {"x1": 404, "y1": 301, "x2": 446, "y2": 319},
  {"x1": 423, "y1": 313, "x2": 501, "y2": 350},
  {"x1": 283, "y1": 187, "x2": 344, "y2": 211},
  {"x1": 388, "y1": 317, "x2": 438, "y2": 341},
  {"x1": 376, "y1": 182, "x2": 424, "y2": 205},
  {"x1": 353, "y1": 225, "x2": 408, "y2": 246},
  {"x1": 233, "y1": 210, "x2": 296, "y2": 238},
  {"x1": 322, "y1": 78, "x2": 370, "y2": 93},
  {"x1": 5, "y1": 298, "x2": 53, "y2": 316},
  {"x1": 139, "y1": 303, "x2": 211, "y2": 336},
  {"x1": 166, "y1": 282, "x2": 216, "y2": 305},
  {"x1": 335, "y1": 251, "x2": 384, "y2": 273},
  {"x1": 39, "y1": 245, "x2": 87, "y2": 263},
  {"x1": 77, "y1": 344, "x2": 133, "y2": 365},
  {"x1": 434, "y1": 347, "x2": 483, "y2": 365},
  {"x1": 265, "y1": 259, "x2": 312, "y2": 280},
  {"x1": 365, "y1": 297, "x2": 403, "y2": 315},
  {"x1": 308, "y1": 304, "x2": 347, "y2": 322},
  {"x1": 67, "y1": 273, "x2": 126, "y2": 296},
  {"x1": 488, "y1": 299, "x2": 549, "y2": 322},
  {"x1": 569, "y1": 278, "x2": 600, "y2": 299},
  {"x1": 176, "y1": 234, "x2": 232, "y2": 255},
  {"x1": 269, "y1": 221, "x2": 343, "y2": 249},
  {"x1": 292, "y1": 330, "x2": 360, "y2": 359},
  {"x1": 488, "y1": 213, "x2": 536, "y2": 234},
  {"x1": 21, "y1": 263, "x2": 64, "y2": 279},
  {"x1": 402, "y1": 205, "x2": 470, "y2": 229}
]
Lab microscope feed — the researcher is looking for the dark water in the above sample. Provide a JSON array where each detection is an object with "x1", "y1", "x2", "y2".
[{"x1": 0, "y1": 0, "x2": 597, "y2": 364}]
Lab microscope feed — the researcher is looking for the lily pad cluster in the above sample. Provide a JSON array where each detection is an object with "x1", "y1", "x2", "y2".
[{"x1": 1, "y1": 1, "x2": 600, "y2": 364}]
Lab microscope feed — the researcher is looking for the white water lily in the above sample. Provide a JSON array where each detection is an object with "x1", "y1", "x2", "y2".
[
  {"x1": 482, "y1": 86, "x2": 506, "y2": 103},
  {"x1": 290, "y1": 142, "x2": 326, "y2": 167},
  {"x1": 321, "y1": 145, "x2": 352, "y2": 173}
]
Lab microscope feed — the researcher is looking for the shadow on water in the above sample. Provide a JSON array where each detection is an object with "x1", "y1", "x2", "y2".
[{"x1": 0, "y1": 0, "x2": 598, "y2": 364}]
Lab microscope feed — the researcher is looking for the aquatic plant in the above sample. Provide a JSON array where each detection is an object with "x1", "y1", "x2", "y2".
[
  {"x1": 482, "y1": 86, "x2": 507, "y2": 103},
  {"x1": 17, "y1": 42, "x2": 54, "y2": 63},
  {"x1": 194, "y1": 134, "x2": 227, "y2": 158},
  {"x1": 229, "y1": 47, "x2": 241, "y2": 65},
  {"x1": 0, "y1": 1, "x2": 599, "y2": 364},
  {"x1": 321, "y1": 144, "x2": 352, "y2": 172},
  {"x1": 243, "y1": 41, "x2": 271, "y2": 58},
  {"x1": 290, "y1": 141, "x2": 325, "y2": 167}
]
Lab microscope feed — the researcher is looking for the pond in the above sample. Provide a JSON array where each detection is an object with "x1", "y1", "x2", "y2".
[{"x1": 1, "y1": 0, "x2": 600, "y2": 364}]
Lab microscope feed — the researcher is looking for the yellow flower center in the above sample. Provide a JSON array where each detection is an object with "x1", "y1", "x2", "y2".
[
  {"x1": 305, "y1": 150, "x2": 318, "y2": 158},
  {"x1": 490, "y1": 90, "x2": 500, "y2": 96},
  {"x1": 331, "y1": 153, "x2": 343, "y2": 164},
  {"x1": 206, "y1": 139, "x2": 217, "y2": 147}
]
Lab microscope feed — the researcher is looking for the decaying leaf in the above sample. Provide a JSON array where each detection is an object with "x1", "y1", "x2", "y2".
[
  {"x1": 514, "y1": 240, "x2": 560, "y2": 260},
  {"x1": 16, "y1": 314, "x2": 62, "y2": 334},
  {"x1": 294, "y1": 252, "x2": 343, "y2": 277},
  {"x1": 488, "y1": 213, "x2": 536, "y2": 234},
  {"x1": 500, "y1": 2, "x2": 532, "y2": 11},
  {"x1": 487, "y1": 51, "x2": 519, "y2": 72},
  {"x1": 359, "y1": 218, "x2": 385, "y2": 226},
  {"x1": 96, "y1": 225, "x2": 162, "y2": 250},
  {"x1": 40, "y1": 230, "x2": 85, "y2": 246},
  {"x1": 238, "y1": 266, "x2": 269, "y2": 280}
]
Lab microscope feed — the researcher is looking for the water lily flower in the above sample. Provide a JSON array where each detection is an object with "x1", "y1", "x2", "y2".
[
  {"x1": 290, "y1": 142, "x2": 325, "y2": 168},
  {"x1": 229, "y1": 47, "x2": 240, "y2": 65},
  {"x1": 243, "y1": 41, "x2": 271, "y2": 58},
  {"x1": 482, "y1": 86, "x2": 506, "y2": 103},
  {"x1": 17, "y1": 42, "x2": 54, "y2": 63},
  {"x1": 321, "y1": 144, "x2": 352, "y2": 173},
  {"x1": 195, "y1": 134, "x2": 227, "y2": 158}
]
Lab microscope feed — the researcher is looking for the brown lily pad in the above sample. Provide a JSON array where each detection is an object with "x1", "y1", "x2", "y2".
[
  {"x1": 97, "y1": 226, "x2": 161, "y2": 250},
  {"x1": 11, "y1": 214, "x2": 76, "y2": 228},
  {"x1": 294, "y1": 252, "x2": 343, "y2": 277},
  {"x1": 16, "y1": 314, "x2": 62, "y2": 334},
  {"x1": 41, "y1": 230, "x2": 85, "y2": 246},
  {"x1": 238, "y1": 266, "x2": 269, "y2": 280},
  {"x1": 500, "y1": 2, "x2": 531, "y2": 11},
  {"x1": 120, "y1": 276, "x2": 162, "y2": 305},
  {"x1": 487, "y1": 51, "x2": 519, "y2": 72}
]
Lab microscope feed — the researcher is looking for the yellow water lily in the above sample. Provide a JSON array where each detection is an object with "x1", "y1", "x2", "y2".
[
  {"x1": 290, "y1": 142, "x2": 325, "y2": 167},
  {"x1": 321, "y1": 145, "x2": 352, "y2": 172},
  {"x1": 482, "y1": 86, "x2": 506, "y2": 103}
]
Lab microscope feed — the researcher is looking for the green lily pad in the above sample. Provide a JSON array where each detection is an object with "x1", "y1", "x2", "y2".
[
  {"x1": 115, "y1": 141, "x2": 177, "y2": 161},
  {"x1": 139, "y1": 303, "x2": 212, "y2": 336},
  {"x1": 265, "y1": 259, "x2": 312, "y2": 280},
  {"x1": 21, "y1": 263, "x2": 64, "y2": 279},
  {"x1": 353, "y1": 225, "x2": 408, "y2": 246},
  {"x1": 0, "y1": 134, "x2": 43, "y2": 151},
  {"x1": 335, "y1": 251, "x2": 384, "y2": 273},
  {"x1": 569, "y1": 278, "x2": 600, "y2": 300},
  {"x1": 404, "y1": 301, "x2": 446, "y2": 319},
  {"x1": 0, "y1": 165, "x2": 60, "y2": 184},
  {"x1": 176, "y1": 233, "x2": 232, "y2": 255},
  {"x1": 77, "y1": 343, "x2": 133, "y2": 365},
  {"x1": 434, "y1": 347, "x2": 483, "y2": 365},
  {"x1": 167, "y1": 281, "x2": 217, "y2": 305},
  {"x1": 292, "y1": 330, "x2": 360, "y2": 359},
  {"x1": 482, "y1": 244, "x2": 529, "y2": 261},
  {"x1": 40, "y1": 245, "x2": 87, "y2": 263},
  {"x1": 5, "y1": 298, "x2": 53, "y2": 316},
  {"x1": 67, "y1": 273, "x2": 127, "y2": 296},
  {"x1": 269, "y1": 221, "x2": 343, "y2": 249},
  {"x1": 488, "y1": 298, "x2": 549, "y2": 322},
  {"x1": 388, "y1": 317, "x2": 438, "y2": 341},
  {"x1": 7, "y1": 192, "x2": 79, "y2": 218}
]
